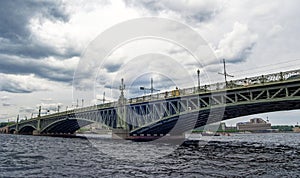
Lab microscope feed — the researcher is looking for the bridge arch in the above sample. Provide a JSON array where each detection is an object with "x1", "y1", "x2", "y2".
[
  {"x1": 9, "y1": 129, "x2": 16, "y2": 134},
  {"x1": 131, "y1": 97, "x2": 300, "y2": 135},
  {"x1": 18, "y1": 124, "x2": 37, "y2": 135},
  {"x1": 41, "y1": 118, "x2": 94, "y2": 134}
]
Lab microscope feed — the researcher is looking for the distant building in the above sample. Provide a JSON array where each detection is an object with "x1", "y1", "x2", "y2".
[
  {"x1": 293, "y1": 126, "x2": 300, "y2": 133},
  {"x1": 236, "y1": 118, "x2": 271, "y2": 132},
  {"x1": 219, "y1": 123, "x2": 237, "y2": 131},
  {"x1": 220, "y1": 123, "x2": 226, "y2": 131}
]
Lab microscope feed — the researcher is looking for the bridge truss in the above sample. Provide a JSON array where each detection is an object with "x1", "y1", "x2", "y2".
[{"x1": 3, "y1": 69, "x2": 300, "y2": 136}]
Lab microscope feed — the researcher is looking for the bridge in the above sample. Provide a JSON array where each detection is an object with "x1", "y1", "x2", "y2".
[{"x1": 1, "y1": 69, "x2": 300, "y2": 140}]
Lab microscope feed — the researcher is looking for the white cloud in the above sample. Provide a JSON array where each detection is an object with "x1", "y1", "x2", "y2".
[
  {"x1": 215, "y1": 22, "x2": 258, "y2": 62},
  {"x1": 29, "y1": 0, "x2": 141, "y2": 58},
  {"x1": 19, "y1": 102, "x2": 64, "y2": 116},
  {"x1": 0, "y1": 74, "x2": 53, "y2": 93},
  {"x1": 40, "y1": 98, "x2": 53, "y2": 102},
  {"x1": 267, "y1": 24, "x2": 284, "y2": 38},
  {"x1": 19, "y1": 106, "x2": 36, "y2": 114},
  {"x1": 0, "y1": 96, "x2": 9, "y2": 100},
  {"x1": 38, "y1": 102, "x2": 63, "y2": 113},
  {"x1": 161, "y1": 0, "x2": 224, "y2": 19},
  {"x1": 0, "y1": 113, "x2": 9, "y2": 120},
  {"x1": 125, "y1": 0, "x2": 225, "y2": 23}
]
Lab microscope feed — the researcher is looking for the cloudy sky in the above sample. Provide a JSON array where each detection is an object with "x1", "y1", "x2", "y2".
[{"x1": 0, "y1": 0, "x2": 300, "y2": 126}]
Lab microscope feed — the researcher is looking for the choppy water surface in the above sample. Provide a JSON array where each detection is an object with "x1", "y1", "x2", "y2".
[{"x1": 0, "y1": 133, "x2": 299, "y2": 177}]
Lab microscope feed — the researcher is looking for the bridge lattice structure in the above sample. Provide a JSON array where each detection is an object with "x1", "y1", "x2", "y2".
[{"x1": 3, "y1": 69, "x2": 300, "y2": 136}]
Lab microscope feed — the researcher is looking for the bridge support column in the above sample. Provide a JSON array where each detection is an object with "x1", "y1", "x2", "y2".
[
  {"x1": 33, "y1": 111, "x2": 42, "y2": 136},
  {"x1": 116, "y1": 78, "x2": 129, "y2": 130},
  {"x1": 32, "y1": 130, "x2": 41, "y2": 136},
  {"x1": 112, "y1": 129, "x2": 129, "y2": 139},
  {"x1": 15, "y1": 115, "x2": 19, "y2": 134},
  {"x1": 117, "y1": 105, "x2": 128, "y2": 129}
]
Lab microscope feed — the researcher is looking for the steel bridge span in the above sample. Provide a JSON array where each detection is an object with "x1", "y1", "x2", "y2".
[{"x1": 1, "y1": 69, "x2": 300, "y2": 139}]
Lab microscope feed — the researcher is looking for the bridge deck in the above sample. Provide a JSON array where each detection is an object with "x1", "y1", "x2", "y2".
[{"x1": 2, "y1": 68, "x2": 300, "y2": 137}]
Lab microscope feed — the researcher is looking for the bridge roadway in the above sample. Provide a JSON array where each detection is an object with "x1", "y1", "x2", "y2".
[{"x1": 1, "y1": 69, "x2": 300, "y2": 139}]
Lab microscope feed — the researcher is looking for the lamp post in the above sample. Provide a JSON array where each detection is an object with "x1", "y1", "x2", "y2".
[{"x1": 197, "y1": 69, "x2": 200, "y2": 91}]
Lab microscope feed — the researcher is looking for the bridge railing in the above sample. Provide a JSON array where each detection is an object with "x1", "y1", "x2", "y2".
[
  {"x1": 18, "y1": 68, "x2": 300, "y2": 122},
  {"x1": 127, "y1": 68, "x2": 300, "y2": 104}
]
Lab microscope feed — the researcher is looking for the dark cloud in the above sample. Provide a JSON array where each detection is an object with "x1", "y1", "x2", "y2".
[
  {"x1": 215, "y1": 22, "x2": 258, "y2": 64},
  {"x1": 0, "y1": 39, "x2": 80, "y2": 59},
  {"x1": 124, "y1": 0, "x2": 219, "y2": 23},
  {"x1": 0, "y1": 82, "x2": 32, "y2": 93},
  {"x1": 227, "y1": 44, "x2": 257, "y2": 64},
  {"x1": 0, "y1": 55, "x2": 74, "y2": 83},
  {"x1": 0, "y1": 0, "x2": 77, "y2": 59},
  {"x1": 0, "y1": 0, "x2": 68, "y2": 39},
  {"x1": 191, "y1": 12, "x2": 215, "y2": 22},
  {"x1": 2, "y1": 103, "x2": 12, "y2": 107},
  {"x1": 0, "y1": 73, "x2": 49, "y2": 93},
  {"x1": 125, "y1": 74, "x2": 176, "y2": 97},
  {"x1": 104, "y1": 63, "x2": 123, "y2": 73},
  {"x1": 125, "y1": 0, "x2": 163, "y2": 14}
]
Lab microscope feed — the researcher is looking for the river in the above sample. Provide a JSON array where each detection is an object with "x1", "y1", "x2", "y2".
[{"x1": 0, "y1": 133, "x2": 299, "y2": 177}]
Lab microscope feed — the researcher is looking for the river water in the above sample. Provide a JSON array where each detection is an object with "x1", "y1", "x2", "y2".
[{"x1": 0, "y1": 133, "x2": 299, "y2": 177}]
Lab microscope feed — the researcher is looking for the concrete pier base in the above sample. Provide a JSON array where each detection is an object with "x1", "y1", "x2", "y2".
[
  {"x1": 32, "y1": 130, "x2": 40, "y2": 136},
  {"x1": 0, "y1": 126, "x2": 9, "y2": 134},
  {"x1": 127, "y1": 134, "x2": 186, "y2": 142},
  {"x1": 112, "y1": 129, "x2": 129, "y2": 139},
  {"x1": 33, "y1": 131, "x2": 77, "y2": 138}
]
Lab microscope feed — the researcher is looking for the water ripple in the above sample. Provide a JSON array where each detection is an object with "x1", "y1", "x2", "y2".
[{"x1": 0, "y1": 133, "x2": 299, "y2": 177}]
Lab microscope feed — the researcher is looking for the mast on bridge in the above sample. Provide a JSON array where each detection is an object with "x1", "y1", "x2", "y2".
[
  {"x1": 103, "y1": 92, "x2": 106, "y2": 103},
  {"x1": 218, "y1": 59, "x2": 234, "y2": 87},
  {"x1": 38, "y1": 106, "x2": 41, "y2": 117},
  {"x1": 197, "y1": 69, "x2": 200, "y2": 91},
  {"x1": 140, "y1": 78, "x2": 160, "y2": 94},
  {"x1": 16, "y1": 114, "x2": 19, "y2": 133},
  {"x1": 116, "y1": 78, "x2": 128, "y2": 133},
  {"x1": 119, "y1": 78, "x2": 126, "y2": 104}
]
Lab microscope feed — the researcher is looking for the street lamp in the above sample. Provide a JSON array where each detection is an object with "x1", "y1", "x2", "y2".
[{"x1": 197, "y1": 69, "x2": 200, "y2": 91}]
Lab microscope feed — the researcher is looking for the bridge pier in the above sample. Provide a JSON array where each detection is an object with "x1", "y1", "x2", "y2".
[
  {"x1": 112, "y1": 128, "x2": 129, "y2": 139},
  {"x1": 126, "y1": 133, "x2": 186, "y2": 142},
  {"x1": 32, "y1": 130, "x2": 40, "y2": 136},
  {"x1": 0, "y1": 126, "x2": 9, "y2": 134},
  {"x1": 32, "y1": 130, "x2": 77, "y2": 137}
]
